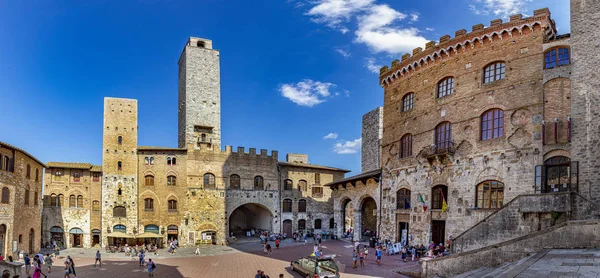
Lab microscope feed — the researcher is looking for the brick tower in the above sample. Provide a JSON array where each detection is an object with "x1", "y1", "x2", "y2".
[
  {"x1": 177, "y1": 37, "x2": 221, "y2": 149},
  {"x1": 570, "y1": 0, "x2": 600, "y2": 203},
  {"x1": 101, "y1": 97, "x2": 139, "y2": 246}
]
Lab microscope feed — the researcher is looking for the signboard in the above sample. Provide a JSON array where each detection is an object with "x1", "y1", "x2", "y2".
[
  {"x1": 401, "y1": 229, "x2": 407, "y2": 244},
  {"x1": 167, "y1": 229, "x2": 178, "y2": 235}
]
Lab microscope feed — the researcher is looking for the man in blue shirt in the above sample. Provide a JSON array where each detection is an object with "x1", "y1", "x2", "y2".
[
  {"x1": 375, "y1": 246, "x2": 382, "y2": 265},
  {"x1": 24, "y1": 254, "x2": 31, "y2": 276}
]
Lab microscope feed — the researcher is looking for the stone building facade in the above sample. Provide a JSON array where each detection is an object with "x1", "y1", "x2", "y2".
[
  {"x1": 0, "y1": 142, "x2": 44, "y2": 257},
  {"x1": 376, "y1": 8, "x2": 577, "y2": 246},
  {"x1": 38, "y1": 37, "x2": 348, "y2": 247}
]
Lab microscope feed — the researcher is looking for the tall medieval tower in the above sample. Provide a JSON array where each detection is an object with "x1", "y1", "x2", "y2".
[
  {"x1": 101, "y1": 98, "x2": 139, "y2": 245},
  {"x1": 178, "y1": 37, "x2": 221, "y2": 149}
]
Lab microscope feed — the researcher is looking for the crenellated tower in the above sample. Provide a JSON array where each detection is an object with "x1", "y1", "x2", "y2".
[{"x1": 178, "y1": 37, "x2": 221, "y2": 149}]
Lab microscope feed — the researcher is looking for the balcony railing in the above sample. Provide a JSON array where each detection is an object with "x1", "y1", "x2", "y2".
[{"x1": 421, "y1": 141, "x2": 456, "y2": 159}]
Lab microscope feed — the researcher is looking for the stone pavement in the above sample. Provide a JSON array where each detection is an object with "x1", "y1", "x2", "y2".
[
  {"x1": 457, "y1": 249, "x2": 600, "y2": 278},
  {"x1": 25, "y1": 239, "x2": 416, "y2": 277}
]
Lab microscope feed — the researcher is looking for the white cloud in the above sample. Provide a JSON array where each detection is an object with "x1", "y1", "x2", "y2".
[
  {"x1": 425, "y1": 27, "x2": 435, "y2": 31},
  {"x1": 410, "y1": 12, "x2": 419, "y2": 21},
  {"x1": 302, "y1": 1, "x2": 430, "y2": 55},
  {"x1": 324, "y1": 133, "x2": 339, "y2": 139},
  {"x1": 365, "y1": 57, "x2": 382, "y2": 73},
  {"x1": 469, "y1": 0, "x2": 531, "y2": 18},
  {"x1": 333, "y1": 138, "x2": 362, "y2": 154},
  {"x1": 306, "y1": 0, "x2": 375, "y2": 32},
  {"x1": 335, "y1": 48, "x2": 351, "y2": 58},
  {"x1": 279, "y1": 79, "x2": 342, "y2": 107}
]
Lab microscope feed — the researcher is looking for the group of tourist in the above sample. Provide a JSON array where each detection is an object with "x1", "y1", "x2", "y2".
[
  {"x1": 254, "y1": 270, "x2": 285, "y2": 278},
  {"x1": 21, "y1": 253, "x2": 74, "y2": 278}
]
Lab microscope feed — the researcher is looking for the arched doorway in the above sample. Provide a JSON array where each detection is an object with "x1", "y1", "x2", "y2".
[
  {"x1": 91, "y1": 229, "x2": 101, "y2": 246},
  {"x1": 360, "y1": 197, "x2": 377, "y2": 239},
  {"x1": 341, "y1": 198, "x2": 353, "y2": 236},
  {"x1": 282, "y1": 219, "x2": 292, "y2": 236},
  {"x1": 69, "y1": 228, "x2": 84, "y2": 248},
  {"x1": 543, "y1": 156, "x2": 572, "y2": 193},
  {"x1": 50, "y1": 226, "x2": 64, "y2": 248},
  {"x1": 28, "y1": 228, "x2": 35, "y2": 254},
  {"x1": 229, "y1": 203, "x2": 273, "y2": 237},
  {"x1": 0, "y1": 224, "x2": 6, "y2": 255}
]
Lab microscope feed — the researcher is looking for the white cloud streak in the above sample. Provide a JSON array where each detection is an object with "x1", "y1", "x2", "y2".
[
  {"x1": 306, "y1": 0, "x2": 374, "y2": 32},
  {"x1": 469, "y1": 0, "x2": 531, "y2": 18},
  {"x1": 279, "y1": 79, "x2": 342, "y2": 107},
  {"x1": 365, "y1": 58, "x2": 382, "y2": 73},
  {"x1": 333, "y1": 138, "x2": 362, "y2": 154},
  {"x1": 324, "y1": 133, "x2": 339, "y2": 139},
  {"x1": 335, "y1": 48, "x2": 351, "y2": 58}
]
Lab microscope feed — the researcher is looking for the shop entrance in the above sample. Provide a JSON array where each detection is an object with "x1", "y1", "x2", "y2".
[
  {"x1": 69, "y1": 228, "x2": 84, "y2": 248},
  {"x1": 398, "y1": 222, "x2": 409, "y2": 244},
  {"x1": 167, "y1": 225, "x2": 179, "y2": 243},
  {"x1": 431, "y1": 220, "x2": 446, "y2": 245},
  {"x1": 91, "y1": 229, "x2": 101, "y2": 246},
  {"x1": 50, "y1": 226, "x2": 64, "y2": 248}
]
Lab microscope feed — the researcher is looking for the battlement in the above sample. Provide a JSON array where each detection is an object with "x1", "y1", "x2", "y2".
[
  {"x1": 379, "y1": 8, "x2": 555, "y2": 86},
  {"x1": 193, "y1": 144, "x2": 278, "y2": 159},
  {"x1": 186, "y1": 37, "x2": 213, "y2": 50}
]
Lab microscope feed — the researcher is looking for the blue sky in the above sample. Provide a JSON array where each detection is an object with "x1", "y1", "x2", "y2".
[{"x1": 0, "y1": 0, "x2": 570, "y2": 175}]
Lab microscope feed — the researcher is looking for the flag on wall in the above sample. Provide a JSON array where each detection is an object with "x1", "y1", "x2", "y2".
[
  {"x1": 419, "y1": 193, "x2": 427, "y2": 211},
  {"x1": 441, "y1": 189, "x2": 448, "y2": 212}
]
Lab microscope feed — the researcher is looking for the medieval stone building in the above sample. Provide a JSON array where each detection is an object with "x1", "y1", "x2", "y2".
[{"x1": 39, "y1": 37, "x2": 348, "y2": 248}]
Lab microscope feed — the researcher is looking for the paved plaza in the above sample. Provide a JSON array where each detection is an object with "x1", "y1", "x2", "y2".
[{"x1": 23, "y1": 239, "x2": 417, "y2": 277}]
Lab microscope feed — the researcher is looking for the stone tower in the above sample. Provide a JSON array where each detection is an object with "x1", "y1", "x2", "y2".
[
  {"x1": 101, "y1": 97, "x2": 139, "y2": 245},
  {"x1": 361, "y1": 107, "x2": 383, "y2": 173},
  {"x1": 178, "y1": 37, "x2": 221, "y2": 149},
  {"x1": 570, "y1": 0, "x2": 600, "y2": 203}
]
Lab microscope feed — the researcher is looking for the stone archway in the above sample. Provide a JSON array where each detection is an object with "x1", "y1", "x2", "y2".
[
  {"x1": 0, "y1": 224, "x2": 6, "y2": 255},
  {"x1": 358, "y1": 196, "x2": 377, "y2": 241},
  {"x1": 341, "y1": 198, "x2": 354, "y2": 235},
  {"x1": 228, "y1": 203, "x2": 274, "y2": 237}
]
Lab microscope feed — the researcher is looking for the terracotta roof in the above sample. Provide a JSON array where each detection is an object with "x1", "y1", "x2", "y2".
[
  {"x1": 325, "y1": 169, "x2": 381, "y2": 189},
  {"x1": 0, "y1": 141, "x2": 45, "y2": 167},
  {"x1": 137, "y1": 146, "x2": 187, "y2": 151},
  {"x1": 46, "y1": 162, "x2": 92, "y2": 169},
  {"x1": 278, "y1": 161, "x2": 351, "y2": 173},
  {"x1": 90, "y1": 165, "x2": 102, "y2": 172}
]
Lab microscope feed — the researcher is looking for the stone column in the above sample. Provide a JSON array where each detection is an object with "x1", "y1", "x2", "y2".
[
  {"x1": 334, "y1": 209, "x2": 343, "y2": 237},
  {"x1": 354, "y1": 209, "x2": 362, "y2": 242}
]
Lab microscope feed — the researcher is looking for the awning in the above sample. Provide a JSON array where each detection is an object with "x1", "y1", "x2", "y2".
[
  {"x1": 69, "y1": 228, "x2": 84, "y2": 234},
  {"x1": 135, "y1": 232, "x2": 161, "y2": 238},
  {"x1": 107, "y1": 232, "x2": 133, "y2": 238}
]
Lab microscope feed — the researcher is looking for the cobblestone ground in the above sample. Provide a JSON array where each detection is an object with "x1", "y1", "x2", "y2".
[{"x1": 24, "y1": 239, "x2": 418, "y2": 277}]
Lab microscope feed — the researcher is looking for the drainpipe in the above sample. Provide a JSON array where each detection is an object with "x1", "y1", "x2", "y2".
[
  {"x1": 554, "y1": 118, "x2": 558, "y2": 143},
  {"x1": 378, "y1": 171, "x2": 382, "y2": 240},
  {"x1": 567, "y1": 116, "x2": 571, "y2": 142}
]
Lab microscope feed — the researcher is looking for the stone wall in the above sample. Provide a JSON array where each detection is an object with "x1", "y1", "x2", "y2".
[
  {"x1": 421, "y1": 220, "x2": 600, "y2": 278},
  {"x1": 361, "y1": 107, "x2": 382, "y2": 173},
  {"x1": 570, "y1": 0, "x2": 600, "y2": 203}
]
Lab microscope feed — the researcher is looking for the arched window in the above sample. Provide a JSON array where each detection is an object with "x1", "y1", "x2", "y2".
[
  {"x1": 144, "y1": 198, "x2": 154, "y2": 211},
  {"x1": 50, "y1": 194, "x2": 57, "y2": 207},
  {"x1": 396, "y1": 188, "x2": 411, "y2": 209},
  {"x1": 314, "y1": 219, "x2": 322, "y2": 229},
  {"x1": 113, "y1": 224, "x2": 126, "y2": 233},
  {"x1": 149, "y1": 157, "x2": 154, "y2": 165},
  {"x1": 69, "y1": 195, "x2": 76, "y2": 207},
  {"x1": 167, "y1": 175, "x2": 177, "y2": 186},
  {"x1": 230, "y1": 174, "x2": 241, "y2": 189},
  {"x1": 167, "y1": 157, "x2": 172, "y2": 165},
  {"x1": 77, "y1": 195, "x2": 83, "y2": 208},
  {"x1": 298, "y1": 180, "x2": 307, "y2": 191},
  {"x1": 298, "y1": 199, "x2": 307, "y2": 213},
  {"x1": 284, "y1": 179, "x2": 293, "y2": 191},
  {"x1": 431, "y1": 185, "x2": 448, "y2": 210},
  {"x1": 476, "y1": 180, "x2": 505, "y2": 209},
  {"x1": 298, "y1": 219, "x2": 306, "y2": 230},
  {"x1": 58, "y1": 194, "x2": 64, "y2": 206},
  {"x1": 113, "y1": 206, "x2": 126, "y2": 218},
  {"x1": 117, "y1": 187, "x2": 122, "y2": 195},
  {"x1": 400, "y1": 134, "x2": 413, "y2": 158},
  {"x1": 282, "y1": 199, "x2": 292, "y2": 212},
  {"x1": 435, "y1": 122, "x2": 452, "y2": 150},
  {"x1": 26, "y1": 164, "x2": 31, "y2": 179},
  {"x1": 18, "y1": 234, "x2": 22, "y2": 243},
  {"x1": 145, "y1": 175, "x2": 154, "y2": 186},
  {"x1": 481, "y1": 109, "x2": 504, "y2": 140},
  {"x1": 34, "y1": 190, "x2": 38, "y2": 206},
  {"x1": 73, "y1": 172, "x2": 80, "y2": 182},
  {"x1": 545, "y1": 47, "x2": 570, "y2": 69},
  {"x1": 24, "y1": 185, "x2": 30, "y2": 205},
  {"x1": 117, "y1": 161, "x2": 122, "y2": 171},
  {"x1": 35, "y1": 169, "x2": 39, "y2": 182},
  {"x1": 437, "y1": 77, "x2": 454, "y2": 98},
  {"x1": 254, "y1": 176, "x2": 264, "y2": 190},
  {"x1": 204, "y1": 173, "x2": 216, "y2": 189},
  {"x1": 92, "y1": 200, "x2": 100, "y2": 211},
  {"x1": 172, "y1": 157, "x2": 177, "y2": 165},
  {"x1": 117, "y1": 136, "x2": 123, "y2": 145},
  {"x1": 168, "y1": 200, "x2": 178, "y2": 212},
  {"x1": 402, "y1": 93, "x2": 414, "y2": 112},
  {"x1": 312, "y1": 186, "x2": 323, "y2": 198},
  {"x1": 483, "y1": 62, "x2": 506, "y2": 83},
  {"x1": 144, "y1": 157, "x2": 149, "y2": 165}
]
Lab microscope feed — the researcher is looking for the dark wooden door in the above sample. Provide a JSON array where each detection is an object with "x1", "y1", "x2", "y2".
[
  {"x1": 431, "y1": 220, "x2": 445, "y2": 245},
  {"x1": 283, "y1": 220, "x2": 292, "y2": 236}
]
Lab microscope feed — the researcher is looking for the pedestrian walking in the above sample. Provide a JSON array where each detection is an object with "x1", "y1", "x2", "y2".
[
  {"x1": 411, "y1": 246, "x2": 416, "y2": 261},
  {"x1": 275, "y1": 239, "x2": 280, "y2": 249},
  {"x1": 24, "y1": 254, "x2": 32, "y2": 276},
  {"x1": 66, "y1": 256, "x2": 77, "y2": 278},
  {"x1": 266, "y1": 243, "x2": 272, "y2": 254},
  {"x1": 139, "y1": 250, "x2": 146, "y2": 267},
  {"x1": 194, "y1": 246, "x2": 201, "y2": 255},
  {"x1": 33, "y1": 258, "x2": 48, "y2": 278},
  {"x1": 63, "y1": 259, "x2": 72, "y2": 278},
  {"x1": 375, "y1": 246, "x2": 382, "y2": 265},
  {"x1": 95, "y1": 250, "x2": 102, "y2": 267},
  {"x1": 364, "y1": 246, "x2": 369, "y2": 260},
  {"x1": 45, "y1": 254, "x2": 54, "y2": 272},
  {"x1": 352, "y1": 250, "x2": 358, "y2": 268},
  {"x1": 359, "y1": 249, "x2": 365, "y2": 267},
  {"x1": 147, "y1": 258, "x2": 156, "y2": 277},
  {"x1": 401, "y1": 245, "x2": 408, "y2": 262}
]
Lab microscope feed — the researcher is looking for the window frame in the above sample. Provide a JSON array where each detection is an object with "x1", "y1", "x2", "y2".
[
  {"x1": 230, "y1": 174, "x2": 241, "y2": 189},
  {"x1": 437, "y1": 77, "x2": 454, "y2": 98},
  {"x1": 435, "y1": 122, "x2": 452, "y2": 150},
  {"x1": 203, "y1": 173, "x2": 216, "y2": 189},
  {"x1": 396, "y1": 188, "x2": 411, "y2": 209},
  {"x1": 76, "y1": 195, "x2": 83, "y2": 208},
  {"x1": 167, "y1": 175, "x2": 177, "y2": 186},
  {"x1": 24, "y1": 185, "x2": 30, "y2": 205},
  {"x1": 282, "y1": 199, "x2": 292, "y2": 212},
  {"x1": 117, "y1": 161, "x2": 122, "y2": 171},
  {"x1": 69, "y1": 195, "x2": 76, "y2": 208},
  {"x1": 298, "y1": 180, "x2": 307, "y2": 191},
  {"x1": 544, "y1": 47, "x2": 570, "y2": 69},
  {"x1": 73, "y1": 172, "x2": 81, "y2": 182},
  {"x1": 312, "y1": 186, "x2": 323, "y2": 198},
  {"x1": 145, "y1": 175, "x2": 155, "y2": 186},
  {"x1": 284, "y1": 179, "x2": 293, "y2": 191},
  {"x1": 26, "y1": 164, "x2": 31, "y2": 179},
  {"x1": 431, "y1": 185, "x2": 448, "y2": 210},
  {"x1": 481, "y1": 108, "x2": 505, "y2": 140},
  {"x1": 92, "y1": 200, "x2": 100, "y2": 211},
  {"x1": 483, "y1": 62, "x2": 506, "y2": 83},
  {"x1": 117, "y1": 136, "x2": 123, "y2": 145},
  {"x1": 402, "y1": 93, "x2": 414, "y2": 112},
  {"x1": 254, "y1": 176, "x2": 264, "y2": 190},
  {"x1": 314, "y1": 219, "x2": 322, "y2": 229},
  {"x1": 476, "y1": 180, "x2": 505, "y2": 209},
  {"x1": 144, "y1": 198, "x2": 154, "y2": 211},
  {"x1": 168, "y1": 199, "x2": 178, "y2": 212},
  {"x1": 298, "y1": 199, "x2": 307, "y2": 212},
  {"x1": 400, "y1": 134, "x2": 413, "y2": 158}
]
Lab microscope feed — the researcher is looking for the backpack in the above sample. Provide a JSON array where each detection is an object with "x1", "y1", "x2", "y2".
[{"x1": 151, "y1": 262, "x2": 156, "y2": 269}]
